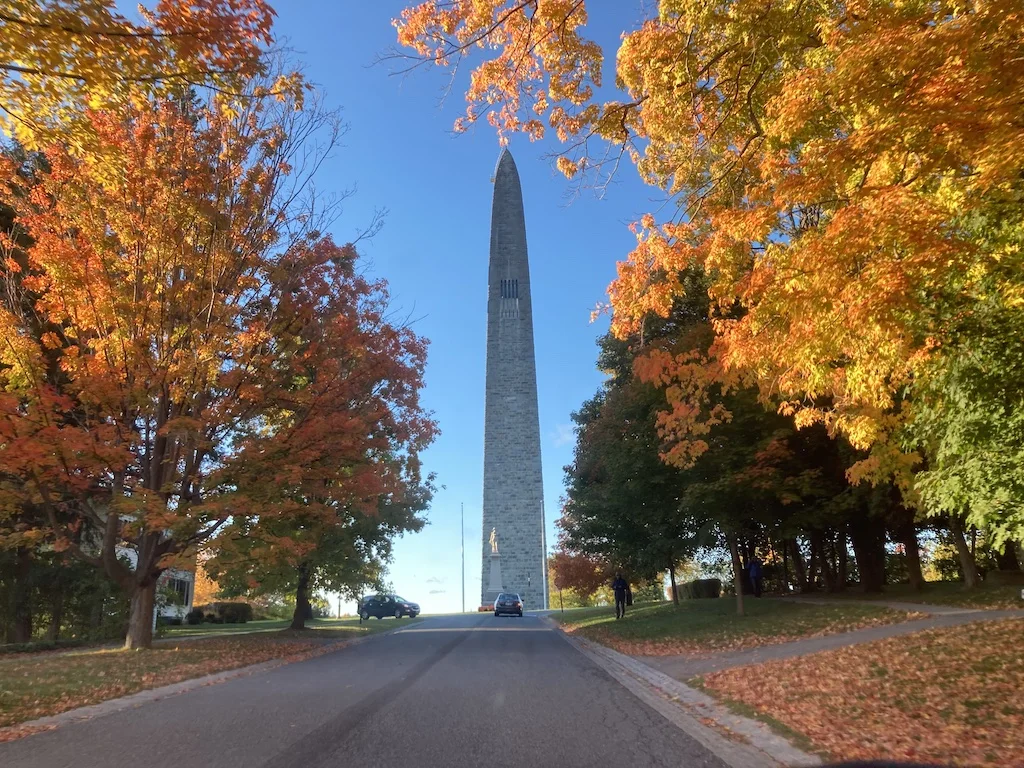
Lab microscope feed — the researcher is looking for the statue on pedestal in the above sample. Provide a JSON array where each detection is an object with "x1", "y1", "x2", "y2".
[{"x1": 487, "y1": 527, "x2": 503, "y2": 594}]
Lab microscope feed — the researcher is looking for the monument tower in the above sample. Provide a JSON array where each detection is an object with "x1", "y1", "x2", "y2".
[{"x1": 481, "y1": 149, "x2": 548, "y2": 610}]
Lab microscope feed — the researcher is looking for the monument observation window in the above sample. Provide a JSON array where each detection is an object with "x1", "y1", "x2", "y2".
[{"x1": 499, "y1": 279, "x2": 520, "y2": 299}]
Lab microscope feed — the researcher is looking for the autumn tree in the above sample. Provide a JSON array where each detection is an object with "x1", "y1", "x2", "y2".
[
  {"x1": 548, "y1": 549, "x2": 606, "y2": 607},
  {"x1": 208, "y1": 435, "x2": 436, "y2": 630},
  {"x1": 559, "y1": 286, "x2": 719, "y2": 602},
  {"x1": 1, "y1": 0, "x2": 282, "y2": 151},
  {"x1": 191, "y1": 557, "x2": 222, "y2": 608},
  {"x1": 200, "y1": 226, "x2": 438, "y2": 631},
  {"x1": 0, "y1": 75, "x2": 436, "y2": 648},
  {"x1": 397, "y1": 0, "x2": 1024, "y2": 553}
]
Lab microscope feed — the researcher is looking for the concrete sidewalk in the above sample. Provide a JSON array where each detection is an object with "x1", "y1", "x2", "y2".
[{"x1": 768, "y1": 594, "x2": 1001, "y2": 615}]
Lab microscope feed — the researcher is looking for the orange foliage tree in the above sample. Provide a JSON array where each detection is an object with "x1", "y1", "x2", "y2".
[
  {"x1": 397, "y1": 1, "x2": 1024, "y2": 543},
  {"x1": 202, "y1": 245, "x2": 437, "y2": 630},
  {"x1": 549, "y1": 549, "x2": 606, "y2": 603},
  {"x1": 1, "y1": 0, "x2": 281, "y2": 151},
  {"x1": 0, "y1": 78, "x2": 435, "y2": 648}
]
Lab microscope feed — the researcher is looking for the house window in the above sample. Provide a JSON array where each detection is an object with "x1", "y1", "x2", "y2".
[{"x1": 167, "y1": 577, "x2": 191, "y2": 606}]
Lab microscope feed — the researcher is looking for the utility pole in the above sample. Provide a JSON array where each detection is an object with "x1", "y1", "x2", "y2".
[{"x1": 461, "y1": 502, "x2": 465, "y2": 613}]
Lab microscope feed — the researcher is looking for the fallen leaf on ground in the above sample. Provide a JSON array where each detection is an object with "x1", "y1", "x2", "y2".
[{"x1": 702, "y1": 617, "x2": 1024, "y2": 767}]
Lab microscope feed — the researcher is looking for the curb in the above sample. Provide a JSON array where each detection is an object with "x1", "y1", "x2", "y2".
[
  {"x1": 0, "y1": 623, "x2": 411, "y2": 742},
  {"x1": 545, "y1": 618, "x2": 820, "y2": 768}
]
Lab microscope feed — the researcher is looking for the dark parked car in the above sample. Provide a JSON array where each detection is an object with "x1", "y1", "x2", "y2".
[
  {"x1": 359, "y1": 594, "x2": 420, "y2": 620},
  {"x1": 493, "y1": 592, "x2": 523, "y2": 617}
]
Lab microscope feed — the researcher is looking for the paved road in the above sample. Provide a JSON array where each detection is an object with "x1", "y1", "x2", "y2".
[{"x1": 1, "y1": 613, "x2": 727, "y2": 768}]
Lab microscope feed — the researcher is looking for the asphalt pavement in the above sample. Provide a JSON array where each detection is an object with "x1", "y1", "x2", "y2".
[{"x1": 0, "y1": 612, "x2": 728, "y2": 768}]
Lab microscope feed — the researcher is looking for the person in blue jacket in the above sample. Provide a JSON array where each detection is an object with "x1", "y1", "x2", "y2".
[
  {"x1": 611, "y1": 574, "x2": 629, "y2": 619},
  {"x1": 748, "y1": 555, "x2": 764, "y2": 597}
]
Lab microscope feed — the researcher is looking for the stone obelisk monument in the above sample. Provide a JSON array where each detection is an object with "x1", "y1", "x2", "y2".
[{"x1": 481, "y1": 149, "x2": 548, "y2": 610}]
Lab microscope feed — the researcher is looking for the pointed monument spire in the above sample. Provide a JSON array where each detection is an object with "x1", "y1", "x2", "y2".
[{"x1": 481, "y1": 148, "x2": 548, "y2": 609}]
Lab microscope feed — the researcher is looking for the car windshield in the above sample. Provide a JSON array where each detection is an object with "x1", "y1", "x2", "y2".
[{"x1": 393, "y1": 596, "x2": 407, "y2": 602}]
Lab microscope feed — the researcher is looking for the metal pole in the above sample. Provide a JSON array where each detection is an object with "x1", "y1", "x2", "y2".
[{"x1": 461, "y1": 503, "x2": 465, "y2": 613}]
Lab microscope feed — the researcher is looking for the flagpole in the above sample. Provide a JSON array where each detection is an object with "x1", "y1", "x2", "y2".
[{"x1": 461, "y1": 502, "x2": 465, "y2": 613}]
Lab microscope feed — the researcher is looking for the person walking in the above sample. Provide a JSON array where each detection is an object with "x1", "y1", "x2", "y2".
[
  {"x1": 748, "y1": 555, "x2": 764, "y2": 598},
  {"x1": 612, "y1": 573, "x2": 629, "y2": 619}
]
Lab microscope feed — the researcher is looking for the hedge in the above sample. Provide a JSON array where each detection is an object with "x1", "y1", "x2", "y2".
[
  {"x1": 192, "y1": 602, "x2": 254, "y2": 624},
  {"x1": 680, "y1": 578, "x2": 722, "y2": 599}
]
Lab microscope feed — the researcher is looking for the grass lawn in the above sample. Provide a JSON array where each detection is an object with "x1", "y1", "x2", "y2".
[
  {"x1": 700, "y1": 617, "x2": 1024, "y2": 767},
  {"x1": 550, "y1": 599, "x2": 917, "y2": 656},
  {"x1": 162, "y1": 618, "x2": 292, "y2": 638},
  {"x1": 801, "y1": 580, "x2": 1024, "y2": 610},
  {"x1": 0, "y1": 618, "x2": 403, "y2": 734}
]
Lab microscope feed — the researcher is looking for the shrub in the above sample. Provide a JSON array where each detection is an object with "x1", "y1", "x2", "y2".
[
  {"x1": 987, "y1": 570, "x2": 1024, "y2": 587},
  {"x1": 0, "y1": 638, "x2": 90, "y2": 655},
  {"x1": 218, "y1": 602, "x2": 253, "y2": 624},
  {"x1": 186, "y1": 608, "x2": 205, "y2": 625},
  {"x1": 157, "y1": 616, "x2": 183, "y2": 626},
  {"x1": 204, "y1": 613, "x2": 223, "y2": 624},
  {"x1": 681, "y1": 578, "x2": 722, "y2": 599}
]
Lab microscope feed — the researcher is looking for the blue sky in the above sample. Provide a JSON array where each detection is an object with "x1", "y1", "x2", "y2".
[{"x1": 269, "y1": 2, "x2": 653, "y2": 613}]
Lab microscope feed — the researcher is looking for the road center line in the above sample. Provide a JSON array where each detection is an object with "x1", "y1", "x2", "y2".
[{"x1": 394, "y1": 627, "x2": 550, "y2": 633}]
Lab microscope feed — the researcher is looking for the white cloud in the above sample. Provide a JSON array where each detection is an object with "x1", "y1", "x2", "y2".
[
  {"x1": 428, "y1": 589, "x2": 446, "y2": 595},
  {"x1": 551, "y1": 423, "x2": 575, "y2": 448}
]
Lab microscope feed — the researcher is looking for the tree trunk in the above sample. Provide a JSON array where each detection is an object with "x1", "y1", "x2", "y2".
[
  {"x1": 835, "y1": 527, "x2": 849, "y2": 591},
  {"x1": 896, "y1": 521, "x2": 925, "y2": 591},
  {"x1": 849, "y1": 516, "x2": 887, "y2": 593},
  {"x1": 949, "y1": 516, "x2": 980, "y2": 589},
  {"x1": 995, "y1": 543, "x2": 1021, "y2": 571},
  {"x1": 9, "y1": 547, "x2": 33, "y2": 644},
  {"x1": 728, "y1": 533, "x2": 745, "y2": 617},
  {"x1": 46, "y1": 587, "x2": 64, "y2": 643},
  {"x1": 781, "y1": 538, "x2": 791, "y2": 592},
  {"x1": 789, "y1": 538, "x2": 809, "y2": 593},
  {"x1": 806, "y1": 536, "x2": 820, "y2": 591},
  {"x1": 124, "y1": 581, "x2": 156, "y2": 650},
  {"x1": 90, "y1": 592, "x2": 105, "y2": 636},
  {"x1": 812, "y1": 531, "x2": 839, "y2": 592},
  {"x1": 291, "y1": 564, "x2": 311, "y2": 630},
  {"x1": 668, "y1": 561, "x2": 679, "y2": 605}
]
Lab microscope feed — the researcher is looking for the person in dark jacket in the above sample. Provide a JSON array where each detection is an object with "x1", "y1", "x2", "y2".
[
  {"x1": 611, "y1": 574, "x2": 629, "y2": 619},
  {"x1": 748, "y1": 555, "x2": 764, "y2": 597}
]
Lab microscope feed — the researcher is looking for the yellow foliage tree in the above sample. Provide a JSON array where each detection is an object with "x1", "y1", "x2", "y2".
[
  {"x1": 191, "y1": 558, "x2": 222, "y2": 607},
  {"x1": 1, "y1": 1, "x2": 278, "y2": 150}
]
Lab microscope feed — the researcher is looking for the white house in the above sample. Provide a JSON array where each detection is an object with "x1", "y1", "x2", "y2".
[{"x1": 114, "y1": 544, "x2": 196, "y2": 626}]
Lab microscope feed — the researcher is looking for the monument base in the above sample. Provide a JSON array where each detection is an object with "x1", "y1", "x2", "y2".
[{"x1": 483, "y1": 552, "x2": 504, "y2": 609}]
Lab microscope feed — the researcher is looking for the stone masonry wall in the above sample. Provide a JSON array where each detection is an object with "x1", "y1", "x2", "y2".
[{"x1": 480, "y1": 149, "x2": 548, "y2": 610}]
